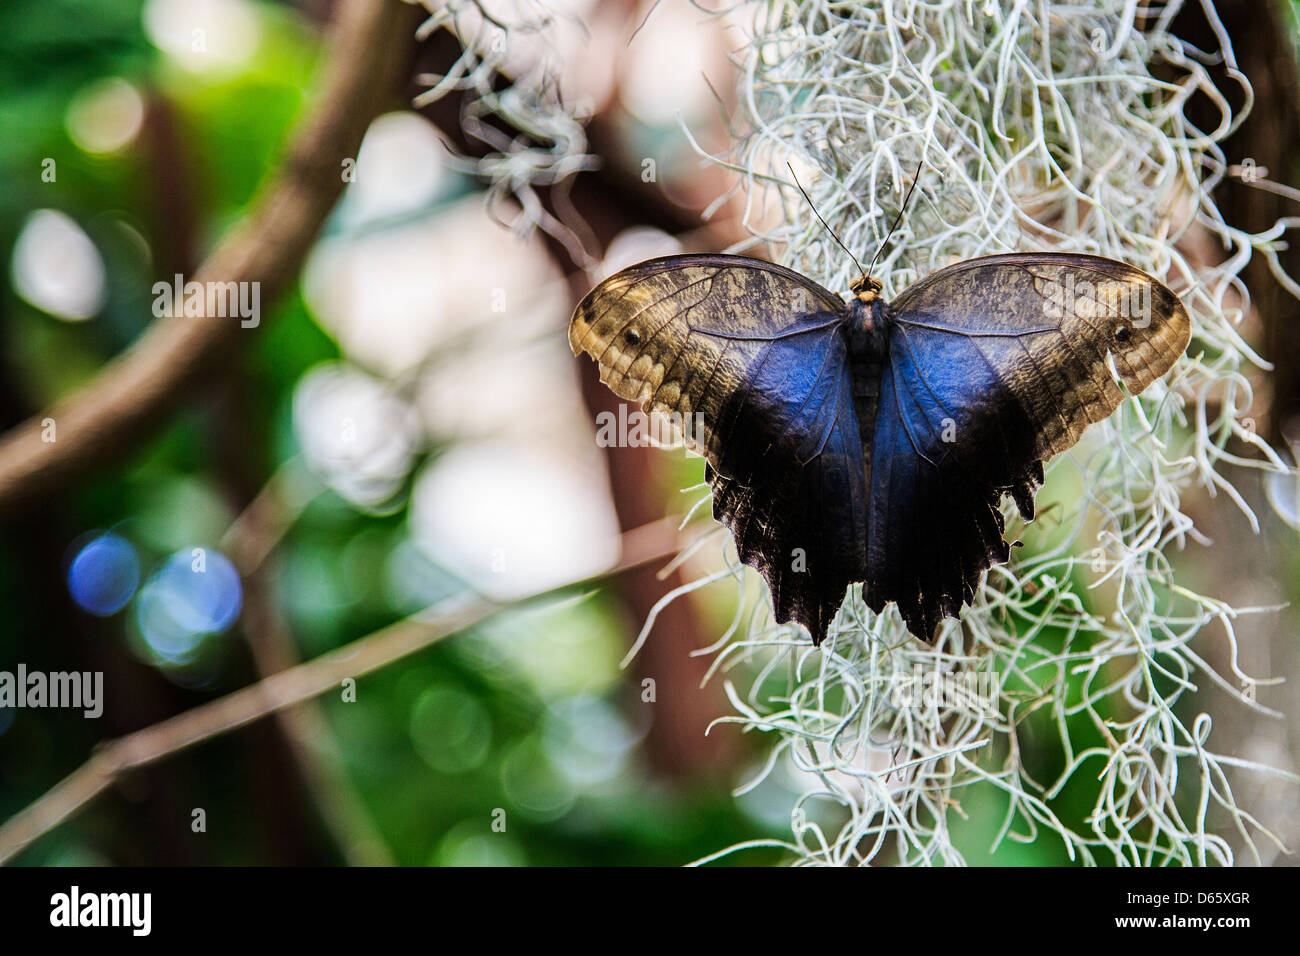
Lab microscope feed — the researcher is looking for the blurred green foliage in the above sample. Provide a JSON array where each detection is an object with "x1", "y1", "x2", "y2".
[{"x1": 0, "y1": 0, "x2": 786, "y2": 867}]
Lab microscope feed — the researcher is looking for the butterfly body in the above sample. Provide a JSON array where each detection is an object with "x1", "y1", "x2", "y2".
[{"x1": 570, "y1": 253, "x2": 1189, "y2": 644}]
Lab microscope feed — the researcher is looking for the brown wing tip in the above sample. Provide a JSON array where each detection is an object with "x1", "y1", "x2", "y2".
[
  {"x1": 568, "y1": 300, "x2": 595, "y2": 356},
  {"x1": 1138, "y1": 285, "x2": 1192, "y2": 385},
  {"x1": 1170, "y1": 295, "x2": 1192, "y2": 356},
  {"x1": 1156, "y1": 278, "x2": 1192, "y2": 350}
]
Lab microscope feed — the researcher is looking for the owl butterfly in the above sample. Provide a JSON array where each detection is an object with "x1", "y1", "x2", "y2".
[{"x1": 570, "y1": 247, "x2": 1189, "y2": 644}]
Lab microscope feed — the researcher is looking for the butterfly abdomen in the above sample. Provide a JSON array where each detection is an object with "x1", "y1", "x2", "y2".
[{"x1": 845, "y1": 318, "x2": 888, "y2": 501}]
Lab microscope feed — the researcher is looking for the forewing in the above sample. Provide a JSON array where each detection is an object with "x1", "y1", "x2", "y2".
[{"x1": 867, "y1": 253, "x2": 1190, "y2": 638}]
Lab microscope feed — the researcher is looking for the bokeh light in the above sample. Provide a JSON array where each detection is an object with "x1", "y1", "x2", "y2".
[
  {"x1": 66, "y1": 533, "x2": 140, "y2": 616},
  {"x1": 433, "y1": 820, "x2": 526, "y2": 867},
  {"x1": 143, "y1": 0, "x2": 261, "y2": 73},
  {"x1": 11, "y1": 210, "x2": 107, "y2": 321},
  {"x1": 134, "y1": 549, "x2": 243, "y2": 664},
  {"x1": 409, "y1": 441, "x2": 619, "y2": 600},
  {"x1": 470, "y1": 602, "x2": 625, "y2": 700},
  {"x1": 66, "y1": 77, "x2": 145, "y2": 154},
  {"x1": 302, "y1": 194, "x2": 569, "y2": 379},
  {"x1": 409, "y1": 686, "x2": 493, "y2": 774},
  {"x1": 1265, "y1": 432, "x2": 1300, "y2": 530},
  {"x1": 1265, "y1": 466, "x2": 1300, "y2": 530},
  {"x1": 618, "y1": 0, "x2": 720, "y2": 126},
  {"x1": 599, "y1": 226, "x2": 684, "y2": 278},
  {"x1": 541, "y1": 695, "x2": 638, "y2": 790},
  {"x1": 292, "y1": 362, "x2": 421, "y2": 511},
  {"x1": 343, "y1": 111, "x2": 447, "y2": 225},
  {"x1": 501, "y1": 737, "x2": 577, "y2": 821}
]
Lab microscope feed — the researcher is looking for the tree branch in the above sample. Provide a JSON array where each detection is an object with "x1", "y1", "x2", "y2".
[
  {"x1": 0, "y1": 0, "x2": 426, "y2": 515},
  {"x1": 220, "y1": 460, "x2": 395, "y2": 865},
  {"x1": 0, "y1": 515, "x2": 689, "y2": 865}
]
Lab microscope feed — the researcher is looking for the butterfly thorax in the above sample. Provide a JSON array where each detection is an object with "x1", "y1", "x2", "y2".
[{"x1": 843, "y1": 288, "x2": 892, "y2": 359}]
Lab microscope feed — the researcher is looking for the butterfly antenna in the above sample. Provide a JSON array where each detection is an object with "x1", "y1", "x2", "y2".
[
  {"x1": 866, "y1": 160, "x2": 924, "y2": 278},
  {"x1": 786, "y1": 162, "x2": 867, "y2": 279}
]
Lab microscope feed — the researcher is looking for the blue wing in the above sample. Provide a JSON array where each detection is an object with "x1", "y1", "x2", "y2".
[
  {"x1": 570, "y1": 255, "x2": 868, "y2": 644},
  {"x1": 865, "y1": 253, "x2": 1190, "y2": 637},
  {"x1": 708, "y1": 317, "x2": 867, "y2": 643},
  {"x1": 865, "y1": 317, "x2": 1042, "y2": 636}
]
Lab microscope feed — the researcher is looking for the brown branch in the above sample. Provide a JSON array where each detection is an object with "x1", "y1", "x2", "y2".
[
  {"x1": 0, "y1": 515, "x2": 689, "y2": 865},
  {"x1": 0, "y1": 0, "x2": 426, "y2": 516},
  {"x1": 1172, "y1": 0, "x2": 1300, "y2": 444},
  {"x1": 220, "y1": 462, "x2": 394, "y2": 865},
  {"x1": 240, "y1": 571, "x2": 396, "y2": 865}
]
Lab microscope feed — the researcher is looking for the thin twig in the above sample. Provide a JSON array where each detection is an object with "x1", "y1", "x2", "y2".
[
  {"x1": 0, "y1": 0, "x2": 425, "y2": 515},
  {"x1": 0, "y1": 515, "x2": 687, "y2": 864},
  {"x1": 221, "y1": 462, "x2": 394, "y2": 865}
]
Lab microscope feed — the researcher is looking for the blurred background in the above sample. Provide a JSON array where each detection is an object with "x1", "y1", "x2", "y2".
[{"x1": 0, "y1": 0, "x2": 1297, "y2": 865}]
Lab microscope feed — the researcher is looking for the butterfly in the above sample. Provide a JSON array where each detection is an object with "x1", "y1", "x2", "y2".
[{"x1": 569, "y1": 250, "x2": 1190, "y2": 644}]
